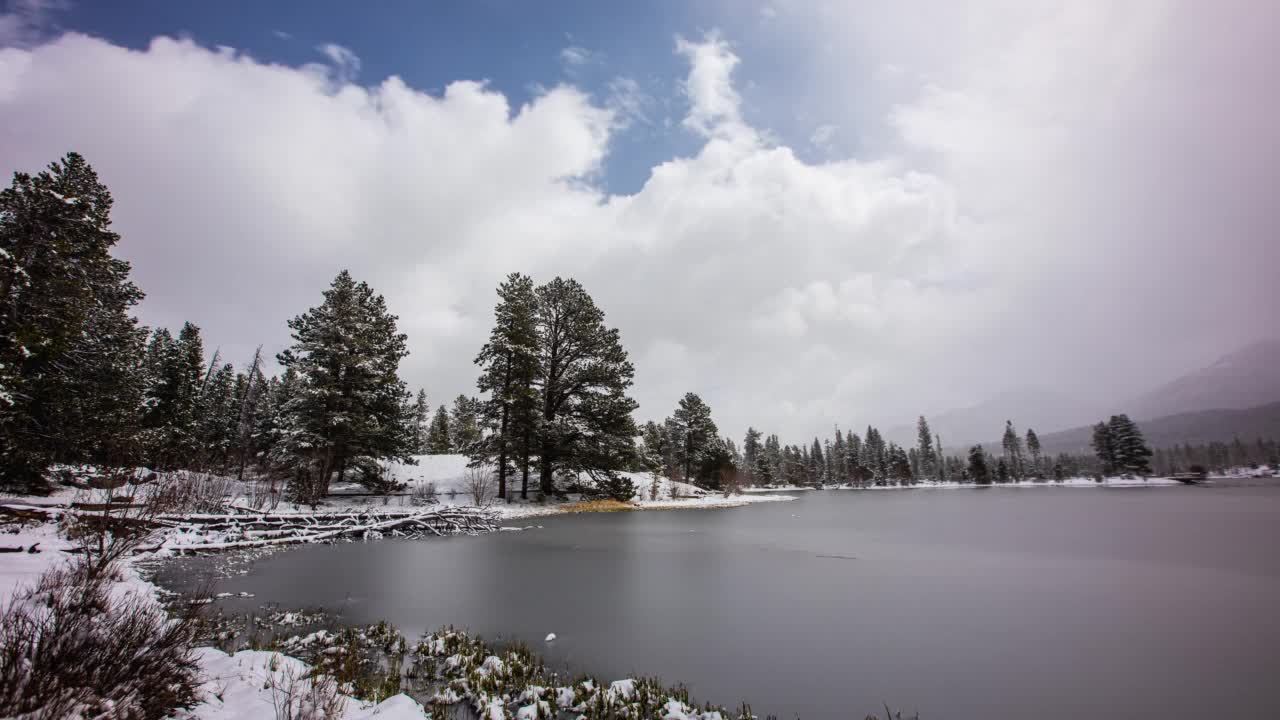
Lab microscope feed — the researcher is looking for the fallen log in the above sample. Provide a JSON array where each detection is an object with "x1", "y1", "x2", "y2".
[{"x1": 160, "y1": 506, "x2": 500, "y2": 553}]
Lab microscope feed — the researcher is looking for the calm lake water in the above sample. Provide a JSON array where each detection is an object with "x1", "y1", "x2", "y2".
[{"x1": 158, "y1": 480, "x2": 1280, "y2": 719}]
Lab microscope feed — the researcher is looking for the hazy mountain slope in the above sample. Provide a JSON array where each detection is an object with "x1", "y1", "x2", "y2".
[
  {"x1": 1127, "y1": 339, "x2": 1280, "y2": 421},
  {"x1": 887, "y1": 388, "x2": 1101, "y2": 449},
  {"x1": 1030, "y1": 402, "x2": 1280, "y2": 455}
]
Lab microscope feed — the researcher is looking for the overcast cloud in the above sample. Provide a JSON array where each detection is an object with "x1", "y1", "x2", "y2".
[{"x1": 0, "y1": 1, "x2": 1276, "y2": 443}]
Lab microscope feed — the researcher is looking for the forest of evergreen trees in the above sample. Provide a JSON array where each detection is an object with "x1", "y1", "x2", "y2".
[{"x1": 2, "y1": 153, "x2": 1274, "y2": 501}]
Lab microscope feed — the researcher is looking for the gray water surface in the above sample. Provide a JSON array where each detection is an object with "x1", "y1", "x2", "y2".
[{"x1": 158, "y1": 481, "x2": 1280, "y2": 719}]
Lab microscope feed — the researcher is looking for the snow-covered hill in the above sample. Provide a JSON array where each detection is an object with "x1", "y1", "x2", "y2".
[{"x1": 373, "y1": 455, "x2": 707, "y2": 503}]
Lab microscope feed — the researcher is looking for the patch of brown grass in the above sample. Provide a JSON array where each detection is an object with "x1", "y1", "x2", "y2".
[{"x1": 559, "y1": 499, "x2": 637, "y2": 513}]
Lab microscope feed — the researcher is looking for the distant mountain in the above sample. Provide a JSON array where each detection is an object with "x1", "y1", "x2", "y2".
[
  {"x1": 1031, "y1": 402, "x2": 1280, "y2": 456},
  {"x1": 887, "y1": 388, "x2": 1100, "y2": 450},
  {"x1": 1126, "y1": 339, "x2": 1280, "y2": 421}
]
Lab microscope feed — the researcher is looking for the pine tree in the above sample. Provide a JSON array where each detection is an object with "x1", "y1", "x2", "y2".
[
  {"x1": 1107, "y1": 414, "x2": 1152, "y2": 476},
  {"x1": 668, "y1": 392, "x2": 720, "y2": 487},
  {"x1": 141, "y1": 322, "x2": 206, "y2": 469},
  {"x1": 742, "y1": 427, "x2": 764, "y2": 485},
  {"x1": 276, "y1": 270, "x2": 414, "y2": 503},
  {"x1": 1091, "y1": 420, "x2": 1116, "y2": 476},
  {"x1": 473, "y1": 273, "x2": 539, "y2": 499},
  {"x1": 449, "y1": 395, "x2": 482, "y2": 456},
  {"x1": 809, "y1": 437, "x2": 825, "y2": 487},
  {"x1": 967, "y1": 445, "x2": 990, "y2": 484},
  {"x1": 1025, "y1": 428, "x2": 1042, "y2": 479},
  {"x1": 934, "y1": 433, "x2": 946, "y2": 481},
  {"x1": 410, "y1": 389, "x2": 429, "y2": 454},
  {"x1": 426, "y1": 406, "x2": 452, "y2": 454},
  {"x1": 0, "y1": 153, "x2": 146, "y2": 491},
  {"x1": 763, "y1": 433, "x2": 782, "y2": 485},
  {"x1": 831, "y1": 429, "x2": 847, "y2": 485},
  {"x1": 1002, "y1": 420, "x2": 1025, "y2": 481},
  {"x1": 530, "y1": 278, "x2": 638, "y2": 498},
  {"x1": 916, "y1": 416, "x2": 935, "y2": 481},
  {"x1": 197, "y1": 362, "x2": 237, "y2": 471}
]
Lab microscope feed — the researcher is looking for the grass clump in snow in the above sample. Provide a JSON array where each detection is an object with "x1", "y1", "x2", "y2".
[{"x1": 410, "y1": 627, "x2": 756, "y2": 720}]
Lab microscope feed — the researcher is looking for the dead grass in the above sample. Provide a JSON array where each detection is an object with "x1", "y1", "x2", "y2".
[{"x1": 558, "y1": 499, "x2": 638, "y2": 513}]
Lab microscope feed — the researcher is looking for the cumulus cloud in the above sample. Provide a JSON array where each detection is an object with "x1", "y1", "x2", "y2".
[{"x1": 3, "y1": 4, "x2": 1272, "y2": 444}]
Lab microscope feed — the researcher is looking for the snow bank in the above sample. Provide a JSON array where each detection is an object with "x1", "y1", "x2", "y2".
[{"x1": 180, "y1": 647, "x2": 426, "y2": 719}]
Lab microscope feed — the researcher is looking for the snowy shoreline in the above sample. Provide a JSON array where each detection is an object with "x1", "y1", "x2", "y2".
[
  {"x1": 0, "y1": 465, "x2": 795, "y2": 719},
  {"x1": 745, "y1": 476, "x2": 1204, "y2": 492}
]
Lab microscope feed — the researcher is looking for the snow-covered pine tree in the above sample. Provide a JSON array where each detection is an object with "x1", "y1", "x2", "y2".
[
  {"x1": 967, "y1": 445, "x2": 990, "y2": 484},
  {"x1": 1025, "y1": 428, "x2": 1042, "y2": 479},
  {"x1": 448, "y1": 395, "x2": 482, "y2": 457},
  {"x1": 197, "y1": 362, "x2": 237, "y2": 471},
  {"x1": 1091, "y1": 420, "x2": 1115, "y2": 476},
  {"x1": 668, "y1": 392, "x2": 719, "y2": 488},
  {"x1": 809, "y1": 437, "x2": 825, "y2": 487},
  {"x1": 1001, "y1": 420, "x2": 1025, "y2": 481},
  {"x1": 474, "y1": 273, "x2": 540, "y2": 499},
  {"x1": 916, "y1": 416, "x2": 935, "y2": 481},
  {"x1": 426, "y1": 406, "x2": 452, "y2": 454},
  {"x1": 742, "y1": 427, "x2": 763, "y2": 485},
  {"x1": 1108, "y1": 414, "x2": 1152, "y2": 476},
  {"x1": 410, "y1": 389, "x2": 429, "y2": 454},
  {"x1": 0, "y1": 153, "x2": 147, "y2": 491},
  {"x1": 831, "y1": 429, "x2": 846, "y2": 485},
  {"x1": 276, "y1": 270, "x2": 414, "y2": 503},
  {"x1": 764, "y1": 434, "x2": 782, "y2": 484},
  {"x1": 934, "y1": 433, "x2": 945, "y2": 481}
]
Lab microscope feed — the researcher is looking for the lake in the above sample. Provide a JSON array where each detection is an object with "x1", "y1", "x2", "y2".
[{"x1": 157, "y1": 480, "x2": 1280, "y2": 719}]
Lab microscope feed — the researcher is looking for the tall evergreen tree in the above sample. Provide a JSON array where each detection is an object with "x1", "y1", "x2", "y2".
[
  {"x1": 668, "y1": 392, "x2": 719, "y2": 487},
  {"x1": 1107, "y1": 414, "x2": 1152, "y2": 476},
  {"x1": 809, "y1": 437, "x2": 825, "y2": 487},
  {"x1": 967, "y1": 445, "x2": 991, "y2": 484},
  {"x1": 1091, "y1": 420, "x2": 1116, "y2": 475},
  {"x1": 1025, "y1": 428, "x2": 1042, "y2": 479},
  {"x1": 473, "y1": 272, "x2": 540, "y2": 499},
  {"x1": 197, "y1": 362, "x2": 237, "y2": 470},
  {"x1": 0, "y1": 153, "x2": 146, "y2": 491},
  {"x1": 426, "y1": 405, "x2": 452, "y2": 455},
  {"x1": 533, "y1": 278, "x2": 638, "y2": 498},
  {"x1": 410, "y1": 389, "x2": 430, "y2": 454},
  {"x1": 742, "y1": 427, "x2": 764, "y2": 485},
  {"x1": 448, "y1": 395, "x2": 482, "y2": 455},
  {"x1": 916, "y1": 416, "x2": 935, "y2": 481},
  {"x1": 276, "y1": 270, "x2": 414, "y2": 503},
  {"x1": 1002, "y1": 420, "x2": 1025, "y2": 480}
]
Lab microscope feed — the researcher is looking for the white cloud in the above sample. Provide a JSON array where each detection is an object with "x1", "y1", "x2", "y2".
[
  {"x1": 11, "y1": 7, "x2": 1265, "y2": 444},
  {"x1": 559, "y1": 45, "x2": 591, "y2": 70},
  {"x1": 605, "y1": 76, "x2": 654, "y2": 127},
  {"x1": 809, "y1": 123, "x2": 837, "y2": 153},
  {"x1": 316, "y1": 42, "x2": 360, "y2": 83},
  {"x1": 674, "y1": 31, "x2": 750, "y2": 141}
]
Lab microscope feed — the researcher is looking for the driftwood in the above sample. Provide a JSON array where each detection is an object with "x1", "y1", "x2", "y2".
[{"x1": 158, "y1": 506, "x2": 500, "y2": 554}]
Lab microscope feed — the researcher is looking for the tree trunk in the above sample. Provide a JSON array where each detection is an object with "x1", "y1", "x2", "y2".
[
  {"x1": 520, "y1": 427, "x2": 530, "y2": 500},
  {"x1": 497, "y1": 361, "x2": 511, "y2": 501}
]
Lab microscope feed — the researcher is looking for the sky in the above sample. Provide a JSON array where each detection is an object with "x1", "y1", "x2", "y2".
[{"x1": 1, "y1": 0, "x2": 1277, "y2": 444}]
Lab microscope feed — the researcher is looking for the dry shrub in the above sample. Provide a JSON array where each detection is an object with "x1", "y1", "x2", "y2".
[
  {"x1": 267, "y1": 660, "x2": 347, "y2": 720},
  {"x1": 0, "y1": 558, "x2": 200, "y2": 719},
  {"x1": 465, "y1": 467, "x2": 496, "y2": 508},
  {"x1": 410, "y1": 481, "x2": 438, "y2": 507},
  {"x1": 155, "y1": 470, "x2": 237, "y2": 515}
]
